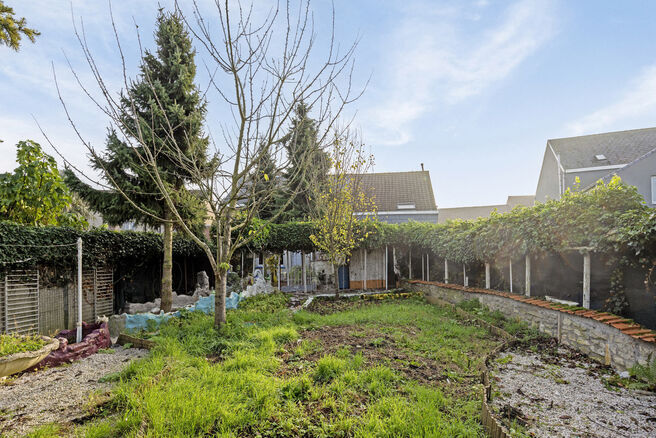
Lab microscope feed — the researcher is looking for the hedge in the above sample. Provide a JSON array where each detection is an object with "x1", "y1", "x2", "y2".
[
  {"x1": 0, "y1": 223, "x2": 207, "y2": 269},
  {"x1": 1, "y1": 176, "x2": 654, "y2": 271}
]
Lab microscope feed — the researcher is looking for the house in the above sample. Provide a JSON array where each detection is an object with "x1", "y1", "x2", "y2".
[
  {"x1": 437, "y1": 195, "x2": 534, "y2": 223},
  {"x1": 535, "y1": 127, "x2": 656, "y2": 204},
  {"x1": 346, "y1": 169, "x2": 438, "y2": 290},
  {"x1": 352, "y1": 170, "x2": 439, "y2": 224}
]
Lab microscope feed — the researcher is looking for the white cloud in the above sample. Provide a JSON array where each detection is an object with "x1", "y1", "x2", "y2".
[
  {"x1": 0, "y1": 1, "x2": 162, "y2": 174},
  {"x1": 567, "y1": 64, "x2": 656, "y2": 135},
  {"x1": 362, "y1": 0, "x2": 557, "y2": 146}
]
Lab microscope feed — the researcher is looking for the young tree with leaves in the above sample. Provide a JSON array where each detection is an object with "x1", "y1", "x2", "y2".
[
  {"x1": 64, "y1": 10, "x2": 209, "y2": 313},
  {"x1": 0, "y1": 1, "x2": 39, "y2": 51},
  {"x1": 59, "y1": 0, "x2": 361, "y2": 327},
  {"x1": 0, "y1": 140, "x2": 86, "y2": 228},
  {"x1": 310, "y1": 132, "x2": 376, "y2": 292}
]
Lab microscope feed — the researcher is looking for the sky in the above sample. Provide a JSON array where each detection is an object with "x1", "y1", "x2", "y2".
[{"x1": 3, "y1": 0, "x2": 656, "y2": 207}]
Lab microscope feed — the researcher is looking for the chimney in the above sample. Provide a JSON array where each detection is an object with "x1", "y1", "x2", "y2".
[{"x1": 420, "y1": 163, "x2": 424, "y2": 171}]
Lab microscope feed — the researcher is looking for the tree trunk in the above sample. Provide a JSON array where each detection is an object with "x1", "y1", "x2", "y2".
[
  {"x1": 215, "y1": 268, "x2": 227, "y2": 326},
  {"x1": 161, "y1": 216, "x2": 173, "y2": 313},
  {"x1": 334, "y1": 263, "x2": 339, "y2": 297}
]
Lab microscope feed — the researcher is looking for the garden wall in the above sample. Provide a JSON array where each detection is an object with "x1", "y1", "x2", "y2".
[{"x1": 406, "y1": 280, "x2": 656, "y2": 371}]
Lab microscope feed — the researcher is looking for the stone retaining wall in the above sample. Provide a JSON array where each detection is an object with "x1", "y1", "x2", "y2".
[{"x1": 406, "y1": 280, "x2": 656, "y2": 370}]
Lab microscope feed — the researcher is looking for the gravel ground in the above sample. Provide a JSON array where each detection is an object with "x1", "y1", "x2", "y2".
[
  {"x1": 490, "y1": 348, "x2": 656, "y2": 437},
  {"x1": 0, "y1": 346, "x2": 148, "y2": 436}
]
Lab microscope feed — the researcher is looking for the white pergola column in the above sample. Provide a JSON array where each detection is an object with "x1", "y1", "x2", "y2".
[
  {"x1": 444, "y1": 259, "x2": 449, "y2": 284},
  {"x1": 583, "y1": 251, "x2": 591, "y2": 309},
  {"x1": 408, "y1": 249, "x2": 412, "y2": 280},
  {"x1": 302, "y1": 251, "x2": 307, "y2": 293},
  {"x1": 385, "y1": 246, "x2": 389, "y2": 290},
  {"x1": 525, "y1": 254, "x2": 531, "y2": 297},
  {"x1": 277, "y1": 255, "x2": 281, "y2": 290},
  {"x1": 463, "y1": 264, "x2": 468, "y2": 287},
  {"x1": 427, "y1": 253, "x2": 430, "y2": 281},
  {"x1": 393, "y1": 247, "x2": 397, "y2": 284},
  {"x1": 421, "y1": 254, "x2": 425, "y2": 281},
  {"x1": 485, "y1": 262, "x2": 491, "y2": 289},
  {"x1": 363, "y1": 248, "x2": 368, "y2": 290},
  {"x1": 509, "y1": 258, "x2": 513, "y2": 293}
]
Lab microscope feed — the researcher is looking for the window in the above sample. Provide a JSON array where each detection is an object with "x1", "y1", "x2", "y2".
[
  {"x1": 652, "y1": 176, "x2": 656, "y2": 204},
  {"x1": 397, "y1": 202, "x2": 416, "y2": 210}
]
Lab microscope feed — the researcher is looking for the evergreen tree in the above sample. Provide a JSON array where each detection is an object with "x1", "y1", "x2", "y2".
[
  {"x1": 0, "y1": 1, "x2": 39, "y2": 51},
  {"x1": 249, "y1": 149, "x2": 280, "y2": 220},
  {"x1": 65, "y1": 10, "x2": 208, "y2": 312},
  {"x1": 278, "y1": 102, "x2": 329, "y2": 222}
]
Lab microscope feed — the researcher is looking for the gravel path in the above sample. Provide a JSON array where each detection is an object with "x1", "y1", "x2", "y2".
[
  {"x1": 491, "y1": 348, "x2": 656, "y2": 437},
  {"x1": 0, "y1": 346, "x2": 148, "y2": 436}
]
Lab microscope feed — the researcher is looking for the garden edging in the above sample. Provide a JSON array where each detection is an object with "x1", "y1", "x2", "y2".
[{"x1": 406, "y1": 280, "x2": 656, "y2": 370}]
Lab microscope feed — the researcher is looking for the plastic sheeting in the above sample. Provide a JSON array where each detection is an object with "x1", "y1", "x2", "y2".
[{"x1": 123, "y1": 292, "x2": 241, "y2": 333}]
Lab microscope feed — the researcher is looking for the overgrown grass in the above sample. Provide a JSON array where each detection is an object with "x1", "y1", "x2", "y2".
[
  {"x1": 456, "y1": 299, "x2": 546, "y2": 342},
  {"x1": 630, "y1": 356, "x2": 656, "y2": 389},
  {"x1": 34, "y1": 293, "x2": 499, "y2": 437},
  {"x1": 0, "y1": 334, "x2": 47, "y2": 357}
]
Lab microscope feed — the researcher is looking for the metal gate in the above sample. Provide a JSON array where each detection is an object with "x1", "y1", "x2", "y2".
[
  {"x1": 81, "y1": 266, "x2": 114, "y2": 321},
  {"x1": 1, "y1": 269, "x2": 39, "y2": 335}
]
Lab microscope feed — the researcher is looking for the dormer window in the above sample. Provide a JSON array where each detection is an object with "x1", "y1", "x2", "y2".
[
  {"x1": 397, "y1": 202, "x2": 416, "y2": 210},
  {"x1": 594, "y1": 154, "x2": 607, "y2": 161}
]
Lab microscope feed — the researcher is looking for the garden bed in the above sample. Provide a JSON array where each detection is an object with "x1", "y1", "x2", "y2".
[
  {"x1": 38, "y1": 292, "x2": 503, "y2": 437},
  {"x1": 0, "y1": 335, "x2": 59, "y2": 378},
  {"x1": 489, "y1": 338, "x2": 656, "y2": 437},
  {"x1": 304, "y1": 290, "x2": 423, "y2": 315}
]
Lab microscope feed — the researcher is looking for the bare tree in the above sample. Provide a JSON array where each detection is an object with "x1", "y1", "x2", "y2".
[{"x1": 55, "y1": 0, "x2": 362, "y2": 326}]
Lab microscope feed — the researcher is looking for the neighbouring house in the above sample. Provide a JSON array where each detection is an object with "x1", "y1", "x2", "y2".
[
  {"x1": 345, "y1": 169, "x2": 439, "y2": 290},
  {"x1": 353, "y1": 170, "x2": 439, "y2": 224},
  {"x1": 535, "y1": 127, "x2": 656, "y2": 205},
  {"x1": 437, "y1": 195, "x2": 534, "y2": 223}
]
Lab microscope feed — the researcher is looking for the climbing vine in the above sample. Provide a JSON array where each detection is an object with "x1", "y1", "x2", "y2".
[{"x1": 2, "y1": 176, "x2": 655, "y2": 280}]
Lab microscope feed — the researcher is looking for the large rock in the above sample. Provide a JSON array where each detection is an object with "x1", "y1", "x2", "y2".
[{"x1": 193, "y1": 271, "x2": 211, "y2": 298}]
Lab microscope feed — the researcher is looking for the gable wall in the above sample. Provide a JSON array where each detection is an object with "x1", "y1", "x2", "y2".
[{"x1": 535, "y1": 146, "x2": 561, "y2": 202}]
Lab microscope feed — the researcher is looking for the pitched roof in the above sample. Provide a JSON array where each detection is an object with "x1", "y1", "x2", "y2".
[
  {"x1": 592, "y1": 146, "x2": 656, "y2": 187},
  {"x1": 351, "y1": 171, "x2": 437, "y2": 212},
  {"x1": 548, "y1": 127, "x2": 656, "y2": 169}
]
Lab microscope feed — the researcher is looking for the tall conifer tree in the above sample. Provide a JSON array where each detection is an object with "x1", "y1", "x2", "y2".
[
  {"x1": 278, "y1": 102, "x2": 329, "y2": 222},
  {"x1": 65, "y1": 10, "x2": 208, "y2": 312}
]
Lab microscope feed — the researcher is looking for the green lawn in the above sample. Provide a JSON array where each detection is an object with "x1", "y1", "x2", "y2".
[{"x1": 29, "y1": 293, "x2": 502, "y2": 437}]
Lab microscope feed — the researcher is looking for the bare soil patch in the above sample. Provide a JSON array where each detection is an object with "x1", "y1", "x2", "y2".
[{"x1": 278, "y1": 324, "x2": 476, "y2": 390}]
